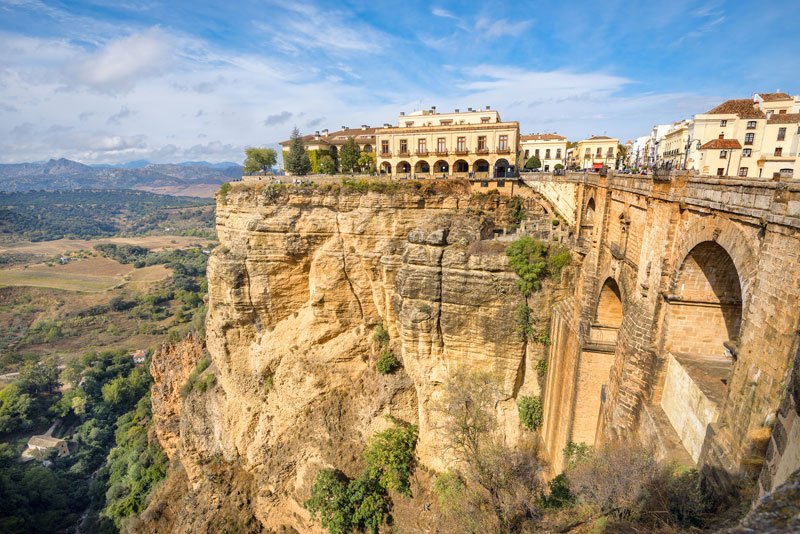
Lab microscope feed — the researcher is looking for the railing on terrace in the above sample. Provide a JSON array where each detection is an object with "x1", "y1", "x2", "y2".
[
  {"x1": 475, "y1": 147, "x2": 489, "y2": 154},
  {"x1": 415, "y1": 150, "x2": 429, "y2": 156},
  {"x1": 497, "y1": 147, "x2": 511, "y2": 154},
  {"x1": 455, "y1": 148, "x2": 469, "y2": 155},
  {"x1": 435, "y1": 150, "x2": 449, "y2": 156},
  {"x1": 397, "y1": 151, "x2": 410, "y2": 157}
]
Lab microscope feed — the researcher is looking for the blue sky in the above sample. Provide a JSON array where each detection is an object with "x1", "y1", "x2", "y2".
[{"x1": 0, "y1": 0, "x2": 797, "y2": 163}]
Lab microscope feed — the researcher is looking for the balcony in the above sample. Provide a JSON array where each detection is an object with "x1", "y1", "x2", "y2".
[
  {"x1": 380, "y1": 151, "x2": 391, "y2": 157},
  {"x1": 397, "y1": 150, "x2": 409, "y2": 157},
  {"x1": 475, "y1": 147, "x2": 489, "y2": 155},
  {"x1": 454, "y1": 148, "x2": 469, "y2": 155},
  {"x1": 435, "y1": 149, "x2": 448, "y2": 156},
  {"x1": 415, "y1": 150, "x2": 429, "y2": 156},
  {"x1": 496, "y1": 146, "x2": 511, "y2": 154}
]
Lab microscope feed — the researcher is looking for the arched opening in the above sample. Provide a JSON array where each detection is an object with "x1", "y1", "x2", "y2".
[
  {"x1": 581, "y1": 197, "x2": 596, "y2": 239},
  {"x1": 415, "y1": 160, "x2": 430, "y2": 174},
  {"x1": 474, "y1": 159, "x2": 490, "y2": 174},
  {"x1": 453, "y1": 160, "x2": 469, "y2": 174},
  {"x1": 397, "y1": 161, "x2": 411, "y2": 174},
  {"x1": 380, "y1": 162, "x2": 392, "y2": 175},
  {"x1": 589, "y1": 278, "x2": 623, "y2": 348},
  {"x1": 494, "y1": 158, "x2": 510, "y2": 178},
  {"x1": 363, "y1": 144, "x2": 372, "y2": 153},
  {"x1": 433, "y1": 160, "x2": 449, "y2": 175},
  {"x1": 662, "y1": 241, "x2": 743, "y2": 462}
]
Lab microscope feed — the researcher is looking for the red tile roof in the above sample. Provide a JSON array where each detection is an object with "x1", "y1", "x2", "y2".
[
  {"x1": 700, "y1": 139, "x2": 742, "y2": 150},
  {"x1": 587, "y1": 135, "x2": 612, "y2": 140},
  {"x1": 767, "y1": 113, "x2": 800, "y2": 124},
  {"x1": 279, "y1": 127, "x2": 376, "y2": 147},
  {"x1": 758, "y1": 92, "x2": 792, "y2": 102},
  {"x1": 705, "y1": 99, "x2": 765, "y2": 119},
  {"x1": 521, "y1": 133, "x2": 566, "y2": 141}
]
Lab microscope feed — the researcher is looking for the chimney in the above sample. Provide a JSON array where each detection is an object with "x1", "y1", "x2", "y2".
[
  {"x1": 341, "y1": 125, "x2": 348, "y2": 131},
  {"x1": 431, "y1": 106, "x2": 436, "y2": 113},
  {"x1": 383, "y1": 123, "x2": 391, "y2": 128},
  {"x1": 314, "y1": 131, "x2": 320, "y2": 139},
  {"x1": 468, "y1": 107, "x2": 473, "y2": 112},
  {"x1": 361, "y1": 124, "x2": 368, "y2": 130},
  {"x1": 486, "y1": 105, "x2": 490, "y2": 110},
  {"x1": 400, "y1": 111, "x2": 405, "y2": 116},
  {"x1": 455, "y1": 108, "x2": 460, "y2": 113},
  {"x1": 321, "y1": 129, "x2": 328, "y2": 136}
]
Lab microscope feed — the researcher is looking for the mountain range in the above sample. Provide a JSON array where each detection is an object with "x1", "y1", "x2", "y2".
[{"x1": 0, "y1": 158, "x2": 243, "y2": 197}]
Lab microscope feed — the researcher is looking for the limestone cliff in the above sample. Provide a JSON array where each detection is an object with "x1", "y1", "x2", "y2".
[{"x1": 143, "y1": 181, "x2": 563, "y2": 532}]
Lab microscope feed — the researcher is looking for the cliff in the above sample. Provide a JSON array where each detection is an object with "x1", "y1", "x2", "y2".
[{"x1": 142, "y1": 181, "x2": 563, "y2": 532}]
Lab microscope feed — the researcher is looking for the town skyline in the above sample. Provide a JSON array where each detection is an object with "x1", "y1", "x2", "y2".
[{"x1": 1, "y1": 0, "x2": 798, "y2": 164}]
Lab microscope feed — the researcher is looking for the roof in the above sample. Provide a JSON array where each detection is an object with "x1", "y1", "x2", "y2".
[
  {"x1": 279, "y1": 127, "x2": 376, "y2": 147},
  {"x1": 28, "y1": 436, "x2": 66, "y2": 448},
  {"x1": 705, "y1": 99, "x2": 766, "y2": 119},
  {"x1": 758, "y1": 92, "x2": 792, "y2": 102},
  {"x1": 700, "y1": 139, "x2": 742, "y2": 150},
  {"x1": 767, "y1": 113, "x2": 800, "y2": 125},
  {"x1": 521, "y1": 133, "x2": 566, "y2": 141},
  {"x1": 586, "y1": 135, "x2": 612, "y2": 140}
]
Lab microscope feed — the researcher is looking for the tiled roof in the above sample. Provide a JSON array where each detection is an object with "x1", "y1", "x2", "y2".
[
  {"x1": 700, "y1": 139, "x2": 742, "y2": 150},
  {"x1": 705, "y1": 99, "x2": 766, "y2": 119},
  {"x1": 767, "y1": 113, "x2": 800, "y2": 124},
  {"x1": 758, "y1": 92, "x2": 792, "y2": 102},
  {"x1": 587, "y1": 135, "x2": 612, "y2": 140},
  {"x1": 28, "y1": 436, "x2": 65, "y2": 448},
  {"x1": 521, "y1": 133, "x2": 566, "y2": 141},
  {"x1": 279, "y1": 127, "x2": 376, "y2": 147}
]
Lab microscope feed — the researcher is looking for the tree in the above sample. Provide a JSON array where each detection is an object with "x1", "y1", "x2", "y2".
[
  {"x1": 525, "y1": 156, "x2": 542, "y2": 170},
  {"x1": 357, "y1": 153, "x2": 376, "y2": 174},
  {"x1": 18, "y1": 358, "x2": 60, "y2": 395},
  {"x1": 319, "y1": 155, "x2": 336, "y2": 174},
  {"x1": 284, "y1": 127, "x2": 311, "y2": 176},
  {"x1": 339, "y1": 138, "x2": 360, "y2": 174},
  {"x1": 243, "y1": 147, "x2": 277, "y2": 175}
]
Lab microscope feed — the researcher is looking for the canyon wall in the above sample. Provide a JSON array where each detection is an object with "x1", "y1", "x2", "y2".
[{"x1": 143, "y1": 181, "x2": 563, "y2": 532}]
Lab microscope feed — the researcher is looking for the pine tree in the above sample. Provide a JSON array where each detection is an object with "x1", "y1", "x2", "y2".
[{"x1": 284, "y1": 127, "x2": 311, "y2": 176}]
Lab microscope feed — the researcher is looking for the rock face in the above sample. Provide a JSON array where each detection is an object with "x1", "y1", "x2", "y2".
[{"x1": 144, "y1": 182, "x2": 560, "y2": 532}]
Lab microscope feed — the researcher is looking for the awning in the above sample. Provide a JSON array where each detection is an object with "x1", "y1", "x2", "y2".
[{"x1": 593, "y1": 163, "x2": 603, "y2": 169}]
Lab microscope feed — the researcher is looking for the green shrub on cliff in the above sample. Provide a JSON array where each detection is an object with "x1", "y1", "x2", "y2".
[
  {"x1": 376, "y1": 349, "x2": 399, "y2": 374},
  {"x1": 506, "y1": 237, "x2": 571, "y2": 296},
  {"x1": 305, "y1": 419, "x2": 418, "y2": 533},
  {"x1": 518, "y1": 395, "x2": 543, "y2": 431}
]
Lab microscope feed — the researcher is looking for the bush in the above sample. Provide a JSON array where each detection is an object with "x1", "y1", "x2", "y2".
[
  {"x1": 376, "y1": 349, "x2": 399, "y2": 374},
  {"x1": 180, "y1": 356, "x2": 212, "y2": 398},
  {"x1": 518, "y1": 395, "x2": 543, "y2": 431},
  {"x1": 304, "y1": 468, "x2": 353, "y2": 534},
  {"x1": 535, "y1": 358, "x2": 548, "y2": 381},
  {"x1": 363, "y1": 419, "x2": 418, "y2": 496},
  {"x1": 537, "y1": 473, "x2": 575, "y2": 509},
  {"x1": 218, "y1": 182, "x2": 231, "y2": 203},
  {"x1": 506, "y1": 237, "x2": 571, "y2": 297},
  {"x1": 372, "y1": 324, "x2": 389, "y2": 345}
]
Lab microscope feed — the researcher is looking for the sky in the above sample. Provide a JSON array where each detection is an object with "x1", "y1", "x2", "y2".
[{"x1": 0, "y1": 0, "x2": 798, "y2": 164}]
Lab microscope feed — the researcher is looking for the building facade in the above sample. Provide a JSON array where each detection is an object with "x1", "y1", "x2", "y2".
[
  {"x1": 520, "y1": 134, "x2": 567, "y2": 171},
  {"x1": 374, "y1": 107, "x2": 520, "y2": 180},
  {"x1": 573, "y1": 136, "x2": 619, "y2": 170}
]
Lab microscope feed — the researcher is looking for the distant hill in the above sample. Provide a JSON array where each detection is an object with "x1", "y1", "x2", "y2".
[{"x1": 0, "y1": 158, "x2": 243, "y2": 197}]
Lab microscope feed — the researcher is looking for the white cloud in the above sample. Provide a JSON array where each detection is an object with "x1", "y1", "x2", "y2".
[
  {"x1": 71, "y1": 27, "x2": 172, "y2": 93},
  {"x1": 432, "y1": 7, "x2": 459, "y2": 20},
  {"x1": 474, "y1": 17, "x2": 532, "y2": 38}
]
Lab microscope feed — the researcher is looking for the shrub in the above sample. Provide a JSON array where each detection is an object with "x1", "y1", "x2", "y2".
[
  {"x1": 218, "y1": 182, "x2": 231, "y2": 203},
  {"x1": 537, "y1": 473, "x2": 575, "y2": 509},
  {"x1": 376, "y1": 349, "x2": 400, "y2": 375},
  {"x1": 180, "y1": 356, "x2": 212, "y2": 398},
  {"x1": 548, "y1": 245, "x2": 571, "y2": 278},
  {"x1": 506, "y1": 237, "x2": 549, "y2": 297},
  {"x1": 563, "y1": 441, "x2": 591, "y2": 469},
  {"x1": 372, "y1": 324, "x2": 389, "y2": 346},
  {"x1": 518, "y1": 395, "x2": 543, "y2": 431},
  {"x1": 363, "y1": 418, "x2": 418, "y2": 496},
  {"x1": 535, "y1": 358, "x2": 548, "y2": 381},
  {"x1": 304, "y1": 468, "x2": 353, "y2": 534},
  {"x1": 515, "y1": 302, "x2": 534, "y2": 341}
]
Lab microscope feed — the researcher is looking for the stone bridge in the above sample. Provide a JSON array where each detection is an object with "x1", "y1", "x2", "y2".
[{"x1": 533, "y1": 171, "x2": 800, "y2": 496}]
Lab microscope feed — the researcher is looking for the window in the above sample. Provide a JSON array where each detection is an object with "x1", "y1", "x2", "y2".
[
  {"x1": 437, "y1": 137, "x2": 446, "y2": 152},
  {"x1": 417, "y1": 139, "x2": 427, "y2": 152},
  {"x1": 545, "y1": 148, "x2": 551, "y2": 159},
  {"x1": 440, "y1": 119, "x2": 452, "y2": 125},
  {"x1": 596, "y1": 147, "x2": 602, "y2": 157},
  {"x1": 556, "y1": 149, "x2": 562, "y2": 159},
  {"x1": 405, "y1": 121, "x2": 414, "y2": 127},
  {"x1": 738, "y1": 167, "x2": 748, "y2": 177},
  {"x1": 720, "y1": 150, "x2": 728, "y2": 159},
  {"x1": 535, "y1": 149, "x2": 540, "y2": 157},
  {"x1": 544, "y1": 165, "x2": 550, "y2": 172},
  {"x1": 364, "y1": 144, "x2": 372, "y2": 153},
  {"x1": 779, "y1": 110, "x2": 787, "y2": 114},
  {"x1": 477, "y1": 136, "x2": 487, "y2": 150},
  {"x1": 717, "y1": 168, "x2": 724, "y2": 176},
  {"x1": 399, "y1": 139, "x2": 408, "y2": 153},
  {"x1": 778, "y1": 127, "x2": 786, "y2": 141},
  {"x1": 775, "y1": 147, "x2": 783, "y2": 156},
  {"x1": 607, "y1": 148, "x2": 614, "y2": 157},
  {"x1": 381, "y1": 140, "x2": 389, "y2": 154},
  {"x1": 499, "y1": 135, "x2": 508, "y2": 150},
  {"x1": 720, "y1": 119, "x2": 728, "y2": 127},
  {"x1": 481, "y1": 117, "x2": 490, "y2": 124},
  {"x1": 747, "y1": 121, "x2": 757, "y2": 129},
  {"x1": 457, "y1": 137, "x2": 466, "y2": 152},
  {"x1": 585, "y1": 148, "x2": 591, "y2": 156},
  {"x1": 743, "y1": 148, "x2": 752, "y2": 157},
  {"x1": 524, "y1": 149, "x2": 529, "y2": 159},
  {"x1": 780, "y1": 168, "x2": 794, "y2": 176},
  {"x1": 744, "y1": 133, "x2": 754, "y2": 145},
  {"x1": 718, "y1": 133, "x2": 725, "y2": 139}
]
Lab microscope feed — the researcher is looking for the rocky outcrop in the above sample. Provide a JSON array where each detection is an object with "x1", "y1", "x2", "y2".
[{"x1": 146, "y1": 182, "x2": 561, "y2": 531}]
